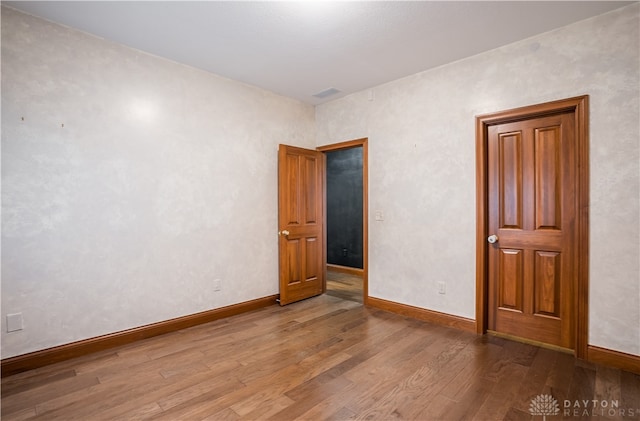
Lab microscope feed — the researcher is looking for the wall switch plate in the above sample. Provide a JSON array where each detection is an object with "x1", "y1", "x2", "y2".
[
  {"x1": 7, "y1": 313, "x2": 23, "y2": 332},
  {"x1": 374, "y1": 210, "x2": 384, "y2": 221},
  {"x1": 213, "y1": 279, "x2": 221, "y2": 292},
  {"x1": 437, "y1": 282, "x2": 446, "y2": 295}
]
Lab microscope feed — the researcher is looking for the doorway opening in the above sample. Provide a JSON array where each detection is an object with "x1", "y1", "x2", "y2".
[{"x1": 318, "y1": 138, "x2": 368, "y2": 305}]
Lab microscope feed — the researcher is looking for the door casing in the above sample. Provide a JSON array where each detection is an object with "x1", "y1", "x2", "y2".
[
  {"x1": 475, "y1": 96, "x2": 589, "y2": 358},
  {"x1": 318, "y1": 138, "x2": 369, "y2": 305}
]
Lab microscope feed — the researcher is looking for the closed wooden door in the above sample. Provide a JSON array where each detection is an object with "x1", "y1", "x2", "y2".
[
  {"x1": 278, "y1": 144, "x2": 324, "y2": 305},
  {"x1": 487, "y1": 112, "x2": 576, "y2": 349}
]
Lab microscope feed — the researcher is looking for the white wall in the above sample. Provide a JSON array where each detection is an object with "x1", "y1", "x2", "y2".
[
  {"x1": 316, "y1": 4, "x2": 640, "y2": 356},
  {"x1": 1, "y1": 7, "x2": 315, "y2": 359}
]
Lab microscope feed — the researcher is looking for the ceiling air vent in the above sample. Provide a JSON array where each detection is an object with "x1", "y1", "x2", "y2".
[{"x1": 312, "y1": 87, "x2": 341, "y2": 99}]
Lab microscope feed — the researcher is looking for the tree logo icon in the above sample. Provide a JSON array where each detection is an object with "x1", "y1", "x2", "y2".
[{"x1": 529, "y1": 394, "x2": 560, "y2": 420}]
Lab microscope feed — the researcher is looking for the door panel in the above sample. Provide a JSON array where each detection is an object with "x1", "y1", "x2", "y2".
[
  {"x1": 535, "y1": 127, "x2": 562, "y2": 230},
  {"x1": 498, "y1": 249, "x2": 524, "y2": 312},
  {"x1": 487, "y1": 112, "x2": 576, "y2": 349},
  {"x1": 285, "y1": 239, "x2": 301, "y2": 284},
  {"x1": 498, "y1": 131, "x2": 523, "y2": 229},
  {"x1": 304, "y1": 157, "x2": 319, "y2": 224},
  {"x1": 534, "y1": 251, "x2": 561, "y2": 317},
  {"x1": 278, "y1": 144, "x2": 324, "y2": 305}
]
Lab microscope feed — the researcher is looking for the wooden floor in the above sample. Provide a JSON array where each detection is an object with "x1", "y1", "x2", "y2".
[
  {"x1": 2, "y1": 294, "x2": 639, "y2": 421},
  {"x1": 326, "y1": 270, "x2": 363, "y2": 304}
]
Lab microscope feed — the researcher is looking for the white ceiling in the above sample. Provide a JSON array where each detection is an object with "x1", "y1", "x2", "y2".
[{"x1": 4, "y1": 1, "x2": 634, "y2": 105}]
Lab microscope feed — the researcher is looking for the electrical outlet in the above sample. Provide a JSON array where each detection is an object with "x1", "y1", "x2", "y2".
[
  {"x1": 437, "y1": 282, "x2": 446, "y2": 295},
  {"x1": 213, "y1": 279, "x2": 221, "y2": 292},
  {"x1": 6, "y1": 313, "x2": 23, "y2": 332}
]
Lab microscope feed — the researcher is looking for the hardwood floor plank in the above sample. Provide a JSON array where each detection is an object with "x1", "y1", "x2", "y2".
[
  {"x1": 33, "y1": 374, "x2": 164, "y2": 419},
  {"x1": 202, "y1": 407, "x2": 241, "y2": 421},
  {"x1": 156, "y1": 373, "x2": 245, "y2": 412},
  {"x1": 511, "y1": 346, "x2": 557, "y2": 413},
  {"x1": 327, "y1": 405, "x2": 358, "y2": 420},
  {"x1": 267, "y1": 376, "x2": 353, "y2": 421},
  {"x1": 103, "y1": 368, "x2": 234, "y2": 419},
  {"x1": 620, "y1": 370, "x2": 640, "y2": 418},
  {"x1": 235, "y1": 395, "x2": 295, "y2": 420},
  {"x1": 472, "y1": 362, "x2": 530, "y2": 420},
  {"x1": 502, "y1": 337, "x2": 540, "y2": 367},
  {"x1": 2, "y1": 294, "x2": 638, "y2": 421},
  {"x1": 94, "y1": 349, "x2": 202, "y2": 384},
  {"x1": 281, "y1": 331, "x2": 432, "y2": 420},
  {"x1": 110, "y1": 401, "x2": 164, "y2": 421},
  {"x1": 326, "y1": 270, "x2": 363, "y2": 304},
  {"x1": 438, "y1": 338, "x2": 502, "y2": 400},
  {"x1": 151, "y1": 309, "x2": 367, "y2": 419},
  {"x1": 567, "y1": 365, "x2": 596, "y2": 405},
  {"x1": 292, "y1": 382, "x2": 361, "y2": 421},
  {"x1": 342, "y1": 326, "x2": 464, "y2": 417},
  {"x1": 1, "y1": 369, "x2": 77, "y2": 397},
  {"x1": 1, "y1": 373, "x2": 100, "y2": 417},
  {"x1": 594, "y1": 365, "x2": 621, "y2": 407},
  {"x1": 412, "y1": 393, "x2": 457, "y2": 421},
  {"x1": 0, "y1": 407, "x2": 37, "y2": 421},
  {"x1": 437, "y1": 377, "x2": 497, "y2": 420},
  {"x1": 545, "y1": 349, "x2": 576, "y2": 407},
  {"x1": 33, "y1": 352, "x2": 229, "y2": 419},
  {"x1": 407, "y1": 340, "x2": 495, "y2": 420},
  {"x1": 503, "y1": 406, "x2": 534, "y2": 421}
]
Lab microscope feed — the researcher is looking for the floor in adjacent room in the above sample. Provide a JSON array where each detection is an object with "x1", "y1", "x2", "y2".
[
  {"x1": 326, "y1": 269, "x2": 363, "y2": 304},
  {"x1": 2, "y1": 294, "x2": 639, "y2": 420}
]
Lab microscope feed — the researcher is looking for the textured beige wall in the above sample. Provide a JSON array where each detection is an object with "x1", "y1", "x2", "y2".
[
  {"x1": 317, "y1": 5, "x2": 639, "y2": 355},
  {"x1": 1, "y1": 7, "x2": 315, "y2": 358}
]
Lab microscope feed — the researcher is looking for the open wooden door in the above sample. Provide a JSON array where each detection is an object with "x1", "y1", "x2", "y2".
[{"x1": 278, "y1": 144, "x2": 325, "y2": 305}]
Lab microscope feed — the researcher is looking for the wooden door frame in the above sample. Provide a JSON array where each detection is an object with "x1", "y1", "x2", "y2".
[
  {"x1": 475, "y1": 96, "x2": 589, "y2": 359},
  {"x1": 317, "y1": 138, "x2": 369, "y2": 305}
]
